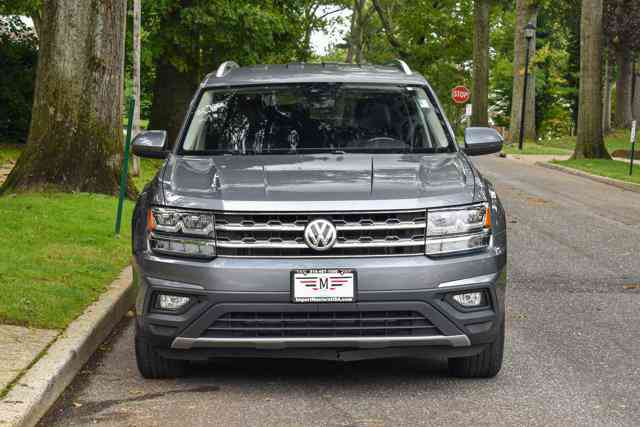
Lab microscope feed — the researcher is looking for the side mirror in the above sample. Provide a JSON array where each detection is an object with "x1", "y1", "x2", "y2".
[
  {"x1": 463, "y1": 127, "x2": 503, "y2": 156},
  {"x1": 131, "y1": 130, "x2": 168, "y2": 159}
]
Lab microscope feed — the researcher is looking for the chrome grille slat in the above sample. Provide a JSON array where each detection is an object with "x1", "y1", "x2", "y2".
[
  {"x1": 215, "y1": 222, "x2": 425, "y2": 232},
  {"x1": 215, "y1": 210, "x2": 426, "y2": 257},
  {"x1": 216, "y1": 238, "x2": 425, "y2": 250}
]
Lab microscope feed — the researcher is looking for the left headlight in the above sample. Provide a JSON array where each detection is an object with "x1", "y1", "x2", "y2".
[
  {"x1": 147, "y1": 207, "x2": 215, "y2": 258},
  {"x1": 425, "y1": 203, "x2": 491, "y2": 256}
]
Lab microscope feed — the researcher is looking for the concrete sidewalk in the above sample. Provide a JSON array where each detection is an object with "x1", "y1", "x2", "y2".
[
  {"x1": 0, "y1": 268, "x2": 135, "y2": 427},
  {"x1": 0, "y1": 326, "x2": 58, "y2": 395}
]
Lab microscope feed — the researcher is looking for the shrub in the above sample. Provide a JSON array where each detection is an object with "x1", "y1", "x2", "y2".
[{"x1": 0, "y1": 16, "x2": 37, "y2": 144}]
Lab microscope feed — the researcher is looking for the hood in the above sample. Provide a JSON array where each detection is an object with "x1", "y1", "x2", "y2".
[{"x1": 160, "y1": 153, "x2": 477, "y2": 211}]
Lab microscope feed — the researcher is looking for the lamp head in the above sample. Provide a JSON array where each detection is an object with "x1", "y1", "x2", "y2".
[{"x1": 524, "y1": 23, "x2": 536, "y2": 41}]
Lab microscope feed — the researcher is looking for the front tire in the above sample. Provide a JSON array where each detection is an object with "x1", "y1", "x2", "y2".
[
  {"x1": 135, "y1": 336, "x2": 187, "y2": 379},
  {"x1": 448, "y1": 318, "x2": 504, "y2": 378}
]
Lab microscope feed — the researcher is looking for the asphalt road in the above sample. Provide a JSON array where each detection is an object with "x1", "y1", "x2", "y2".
[{"x1": 41, "y1": 155, "x2": 640, "y2": 427}]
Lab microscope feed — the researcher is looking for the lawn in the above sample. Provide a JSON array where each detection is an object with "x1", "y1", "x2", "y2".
[
  {"x1": 503, "y1": 129, "x2": 633, "y2": 156},
  {"x1": 501, "y1": 143, "x2": 571, "y2": 156},
  {"x1": 552, "y1": 159, "x2": 640, "y2": 186},
  {"x1": 0, "y1": 193, "x2": 134, "y2": 329},
  {"x1": 0, "y1": 146, "x2": 163, "y2": 330},
  {"x1": 0, "y1": 145, "x2": 22, "y2": 165}
]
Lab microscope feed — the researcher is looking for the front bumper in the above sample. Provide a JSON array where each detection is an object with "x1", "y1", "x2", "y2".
[{"x1": 134, "y1": 239, "x2": 506, "y2": 360}]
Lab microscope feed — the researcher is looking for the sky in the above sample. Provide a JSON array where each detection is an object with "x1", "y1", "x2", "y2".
[{"x1": 310, "y1": 6, "x2": 351, "y2": 55}]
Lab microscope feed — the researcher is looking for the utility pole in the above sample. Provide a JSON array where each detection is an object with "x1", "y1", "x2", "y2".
[{"x1": 131, "y1": 0, "x2": 142, "y2": 177}]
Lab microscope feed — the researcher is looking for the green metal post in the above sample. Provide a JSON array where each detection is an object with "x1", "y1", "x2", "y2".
[{"x1": 115, "y1": 96, "x2": 136, "y2": 235}]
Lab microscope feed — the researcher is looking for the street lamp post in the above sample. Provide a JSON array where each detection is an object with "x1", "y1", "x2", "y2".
[{"x1": 518, "y1": 22, "x2": 536, "y2": 151}]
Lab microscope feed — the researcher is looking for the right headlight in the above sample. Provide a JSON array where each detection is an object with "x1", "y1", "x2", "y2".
[
  {"x1": 425, "y1": 203, "x2": 491, "y2": 256},
  {"x1": 147, "y1": 207, "x2": 216, "y2": 259}
]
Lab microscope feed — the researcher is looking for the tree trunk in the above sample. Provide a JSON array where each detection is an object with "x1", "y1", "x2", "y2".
[
  {"x1": 372, "y1": 0, "x2": 407, "y2": 59},
  {"x1": 131, "y1": 0, "x2": 141, "y2": 177},
  {"x1": 616, "y1": 45, "x2": 633, "y2": 128},
  {"x1": 2, "y1": 0, "x2": 133, "y2": 196},
  {"x1": 615, "y1": 46, "x2": 633, "y2": 128},
  {"x1": 509, "y1": 0, "x2": 538, "y2": 143},
  {"x1": 345, "y1": 0, "x2": 358, "y2": 63},
  {"x1": 603, "y1": 57, "x2": 614, "y2": 133},
  {"x1": 472, "y1": 0, "x2": 490, "y2": 127},
  {"x1": 148, "y1": 57, "x2": 197, "y2": 147},
  {"x1": 346, "y1": 0, "x2": 366, "y2": 64},
  {"x1": 574, "y1": 0, "x2": 610, "y2": 160}
]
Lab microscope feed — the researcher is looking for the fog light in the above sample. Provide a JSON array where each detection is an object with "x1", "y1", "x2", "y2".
[
  {"x1": 156, "y1": 294, "x2": 191, "y2": 311},
  {"x1": 452, "y1": 292, "x2": 483, "y2": 307}
]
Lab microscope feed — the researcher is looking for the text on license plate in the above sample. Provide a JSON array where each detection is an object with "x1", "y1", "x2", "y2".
[{"x1": 292, "y1": 269, "x2": 355, "y2": 303}]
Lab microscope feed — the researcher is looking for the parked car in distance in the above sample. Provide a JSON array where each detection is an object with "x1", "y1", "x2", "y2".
[{"x1": 131, "y1": 60, "x2": 507, "y2": 379}]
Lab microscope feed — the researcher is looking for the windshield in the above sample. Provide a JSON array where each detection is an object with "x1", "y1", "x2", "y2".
[{"x1": 180, "y1": 84, "x2": 453, "y2": 155}]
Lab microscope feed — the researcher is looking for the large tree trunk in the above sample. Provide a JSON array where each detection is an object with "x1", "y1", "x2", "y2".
[
  {"x1": 574, "y1": 0, "x2": 610, "y2": 159},
  {"x1": 345, "y1": 0, "x2": 366, "y2": 64},
  {"x1": 603, "y1": 57, "x2": 614, "y2": 133},
  {"x1": 148, "y1": 58, "x2": 197, "y2": 147},
  {"x1": 615, "y1": 46, "x2": 633, "y2": 128},
  {"x1": 472, "y1": 0, "x2": 490, "y2": 127},
  {"x1": 509, "y1": 0, "x2": 538, "y2": 143},
  {"x1": 2, "y1": 0, "x2": 132, "y2": 196},
  {"x1": 345, "y1": 0, "x2": 358, "y2": 63},
  {"x1": 131, "y1": 0, "x2": 141, "y2": 177}
]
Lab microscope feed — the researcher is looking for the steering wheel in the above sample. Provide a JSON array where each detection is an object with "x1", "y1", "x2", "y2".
[{"x1": 365, "y1": 136, "x2": 405, "y2": 145}]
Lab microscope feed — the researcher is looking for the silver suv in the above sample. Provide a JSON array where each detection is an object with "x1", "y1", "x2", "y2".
[{"x1": 131, "y1": 60, "x2": 507, "y2": 379}]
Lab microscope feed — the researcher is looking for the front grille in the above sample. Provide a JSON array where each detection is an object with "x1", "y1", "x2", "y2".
[
  {"x1": 215, "y1": 211, "x2": 426, "y2": 257},
  {"x1": 202, "y1": 310, "x2": 441, "y2": 338}
]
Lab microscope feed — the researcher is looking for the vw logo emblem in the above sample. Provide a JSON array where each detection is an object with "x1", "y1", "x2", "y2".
[{"x1": 304, "y1": 219, "x2": 337, "y2": 251}]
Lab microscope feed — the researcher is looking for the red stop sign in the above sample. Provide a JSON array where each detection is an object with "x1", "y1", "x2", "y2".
[{"x1": 452, "y1": 85, "x2": 471, "y2": 104}]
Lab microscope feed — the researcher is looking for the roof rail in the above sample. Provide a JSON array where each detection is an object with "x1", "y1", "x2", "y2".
[
  {"x1": 215, "y1": 60, "x2": 239, "y2": 78},
  {"x1": 385, "y1": 59, "x2": 412, "y2": 75}
]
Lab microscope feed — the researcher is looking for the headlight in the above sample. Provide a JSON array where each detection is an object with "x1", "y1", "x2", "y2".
[
  {"x1": 426, "y1": 203, "x2": 491, "y2": 256},
  {"x1": 147, "y1": 207, "x2": 215, "y2": 258}
]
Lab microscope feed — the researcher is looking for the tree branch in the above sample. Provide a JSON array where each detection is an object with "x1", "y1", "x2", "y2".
[
  {"x1": 371, "y1": 0, "x2": 407, "y2": 59},
  {"x1": 317, "y1": 6, "x2": 347, "y2": 21}
]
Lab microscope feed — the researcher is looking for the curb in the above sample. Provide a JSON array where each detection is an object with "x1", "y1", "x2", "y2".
[
  {"x1": 537, "y1": 161, "x2": 640, "y2": 194},
  {"x1": 0, "y1": 267, "x2": 135, "y2": 427}
]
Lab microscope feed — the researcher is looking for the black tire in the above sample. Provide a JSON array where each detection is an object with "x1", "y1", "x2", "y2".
[
  {"x1": 135, "y1": 336, "x2": 186, "y2": 379},
  {"x1": 448, "y1": 318, "x2": 505, "y2": 378}
]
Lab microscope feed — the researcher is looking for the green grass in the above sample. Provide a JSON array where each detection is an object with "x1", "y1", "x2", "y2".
[
  {"x1": 502, "y1": 143, "x2": 571, "y2": 155},
  {"x1": 0, "y1": 145, "x2": 23, "y2": 165},
  {"x1": 0, "y1": 193, "x2": 134, "y2": 329},
  {"x1": 503, "y1": 129, "x2": 633, "y2": 156},
  {"x1": 553, "y1": 159, "x2": 640, "y2": 185},
  {"x1": 132, "y1": 158, "x2": 164, "y2": 191},
  {"x1": 0, "y1": 145, "x2": 161, "y2": 330}
]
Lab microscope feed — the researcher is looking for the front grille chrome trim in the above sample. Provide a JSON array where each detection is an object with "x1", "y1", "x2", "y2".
[
  {"x1": 216, "y1": 238, "x2": 425, "y2": 250},
  {"x1": 215, "y1": 222, "x2": 426, "y2": 232},
  {"x1": 171, "y1": 334, "x2": 471, "y2": 349},
  {"x1": 214, "y1": 210, "x2": 427, "y2": 257}
]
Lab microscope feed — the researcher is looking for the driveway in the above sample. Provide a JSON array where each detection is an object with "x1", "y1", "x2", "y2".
[{"x1": 41, "y1": 155, "x2": 640, "y2": 426}]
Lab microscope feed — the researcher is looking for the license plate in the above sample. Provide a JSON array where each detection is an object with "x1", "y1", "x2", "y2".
[{"x1": 292, "y1": 269, "x2": 356, "y2": 303}]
